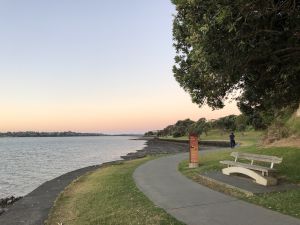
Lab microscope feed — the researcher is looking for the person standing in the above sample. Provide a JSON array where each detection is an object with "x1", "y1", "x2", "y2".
[{"x1": 229, "y1": 132, "x2": 235, "y2": 148}]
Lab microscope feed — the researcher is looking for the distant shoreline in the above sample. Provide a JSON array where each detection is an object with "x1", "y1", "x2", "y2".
[{"x1": 0, "y1": 131, "x2": 143, "y2": 138}]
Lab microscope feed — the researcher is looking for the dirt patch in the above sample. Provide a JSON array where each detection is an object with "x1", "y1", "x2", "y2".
[{"x1": 266, "y1": 136, "x2": 300, "y2": 148}]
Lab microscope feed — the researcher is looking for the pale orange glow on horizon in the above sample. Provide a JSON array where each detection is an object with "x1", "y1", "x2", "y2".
[
  {"x1": 0, "y1": 89, "x2": 240, "y2": 133},
  {"x1": 0, "y1": 1, "x2": 241, "y2": 133}
]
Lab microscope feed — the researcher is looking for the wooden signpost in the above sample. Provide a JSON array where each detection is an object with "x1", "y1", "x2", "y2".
[{"x1": 189, "y1": 134, "x2": 199, "y2": 168}]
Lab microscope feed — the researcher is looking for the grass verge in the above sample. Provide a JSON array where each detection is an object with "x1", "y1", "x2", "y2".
[
  {"x1": 160, "y1": 130, "x2": 263, "y2": 146},
  {"x1": 178, "y1": 146, "x2": 300, "y2": 219},
  {"x1": 46, "y1": 157, "x2": 184, "y2": 225}
]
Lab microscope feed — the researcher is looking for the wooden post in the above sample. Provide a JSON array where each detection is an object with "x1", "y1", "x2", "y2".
[{"x1": 189, "y1": 134, "x2": 199, "y2": 168}]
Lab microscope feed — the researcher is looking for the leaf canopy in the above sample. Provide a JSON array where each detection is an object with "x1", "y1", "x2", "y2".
[{"x1": 172, "y1": 0, "x2": 300, "y2": 116}]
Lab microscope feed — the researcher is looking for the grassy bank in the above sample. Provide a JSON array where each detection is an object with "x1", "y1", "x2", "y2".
[
  {"x1": 46, "y1": 157, "x2": 184, "y2": 225},
  {"x1": 160, "y1": 130, "x2": 263, "y2": 146},
  {"x1": 178, "y1": 145, "x2": 300, "y2": 219}
]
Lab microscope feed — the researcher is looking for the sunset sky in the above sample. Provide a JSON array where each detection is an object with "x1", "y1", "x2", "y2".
[{"x1": 0, "y1": 1, "x2": 240, "y2": 133}]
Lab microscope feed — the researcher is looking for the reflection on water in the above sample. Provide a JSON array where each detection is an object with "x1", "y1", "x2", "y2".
[{"x1": 0, "y1": 136, "x2": 145, "y2": 198}]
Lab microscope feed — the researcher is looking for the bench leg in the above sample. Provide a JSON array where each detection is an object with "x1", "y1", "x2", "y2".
[{"x1": 222, "y1": 167, "x2": 277, "y2": 186}]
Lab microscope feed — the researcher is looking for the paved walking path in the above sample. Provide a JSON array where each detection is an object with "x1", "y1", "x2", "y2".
[{"x1": 134, "y1": 151, "x2": 300, "y2": 225}]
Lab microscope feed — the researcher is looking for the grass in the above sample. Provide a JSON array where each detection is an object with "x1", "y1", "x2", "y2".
[
  {"x1": 178, "y1": 144, "x2": 300, "y2": 219},
  {"x1": 201, "y1": 130, "x2": 263, "y2": 146},
  {"x1": 174, "y1": 128, "x2": 300, "y2": 218},
  {"x1": 286, "y1": 116, "x2": 300, "y2": 136},
  {"x1": 160, "y1": 130, "x2": 263, "y2": 146},
  {"x1": 46, "y1": 157, "x2": 184, "y2": 225},
  {"x1": 159, "y1": 136, "x2": 189, "y2": 141}
]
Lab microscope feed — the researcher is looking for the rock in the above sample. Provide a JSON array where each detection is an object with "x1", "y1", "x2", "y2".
[
  {"x1": 0, "y1": 196, "x2": 22, "y2": 210},
  {"x1": 0, "y1": 208, "x2": 5, "y2": 216}
]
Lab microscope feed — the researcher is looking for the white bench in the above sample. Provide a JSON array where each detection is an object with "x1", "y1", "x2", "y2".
[{"x1": 220, "y1": 152, "x2": 283, "y2": 186}]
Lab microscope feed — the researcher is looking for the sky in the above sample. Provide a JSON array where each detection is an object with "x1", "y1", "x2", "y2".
[{"x1": 0, "y1": 0, "x2": 240, "y2": 134}]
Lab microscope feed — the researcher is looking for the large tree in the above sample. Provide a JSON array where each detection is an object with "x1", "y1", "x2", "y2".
[{"x1": 172, "y1": 0, "x2": 300, "y2": 120}]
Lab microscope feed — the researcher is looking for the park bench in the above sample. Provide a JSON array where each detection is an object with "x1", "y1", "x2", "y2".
[{"x1": 220, "y1": 152, "x2": 283, "y2": 186}]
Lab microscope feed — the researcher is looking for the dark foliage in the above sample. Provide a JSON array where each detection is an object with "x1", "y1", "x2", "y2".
[{"x1": 172, "y1": 0, "x2": 300, "y2": 118}]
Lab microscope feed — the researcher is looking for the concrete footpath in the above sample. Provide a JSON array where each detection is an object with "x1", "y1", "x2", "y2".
[{"x1": 134, "y1": 152, "x2": 300, "y2": 225}]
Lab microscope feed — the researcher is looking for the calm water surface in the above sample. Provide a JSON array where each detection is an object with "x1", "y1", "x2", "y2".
[{"x1": 0, "y1": 136, "x2": 146, "y2": 198}]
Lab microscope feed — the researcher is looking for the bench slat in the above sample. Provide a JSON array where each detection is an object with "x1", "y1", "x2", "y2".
[
  {"x1": 220, "y1": 160, "x2": 275, "y2": 173},
  {"x1": 230, "y1": 152, "x2": 282, "y2": 164}
]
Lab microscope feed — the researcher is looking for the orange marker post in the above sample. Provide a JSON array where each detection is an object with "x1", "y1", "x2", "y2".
[{"x1": 189, "y1": 133, "x2": 199, "y2": 168}]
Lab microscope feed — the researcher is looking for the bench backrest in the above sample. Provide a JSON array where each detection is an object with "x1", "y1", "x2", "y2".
[{"x1": 230, "y1": 152, "x2": 282, "y2": 168}]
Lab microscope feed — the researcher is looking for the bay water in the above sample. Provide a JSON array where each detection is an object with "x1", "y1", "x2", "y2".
[{"x1": 0, "y1": 136, "x2": 146, "y2": 198}]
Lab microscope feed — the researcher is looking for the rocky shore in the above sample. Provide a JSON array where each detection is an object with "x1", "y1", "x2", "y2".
[
  {"x1": 121, "y1": 138, "x2": 189, "y2": 160},
  {"x1": 0, "y1": 138, "x2": 225, "y2": 225},
  {"x1": 120, "y1": 138, "x2": 230, "y2": 160},
  {"x1": 0, "y1": 196, "x2": 22, "y2": 216}
]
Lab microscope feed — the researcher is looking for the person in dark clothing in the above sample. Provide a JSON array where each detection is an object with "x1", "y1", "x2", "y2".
[{"x1": 229, "y1": 132, "x2": 235, "y2": 148}]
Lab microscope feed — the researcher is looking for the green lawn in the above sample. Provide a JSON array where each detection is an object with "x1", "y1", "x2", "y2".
[
  {"x1": 46, "y1": 157, "x2": 184, "y2": 225},
  {"x1": 165, "y1": 129, "x2": 300, "y2": 218},
  {"x1": 178, "y1": 145, "x2": 300, "y2": 219},
  {"x1": 160, "y1": 130, "x2": 263, "y2": 146},
  {"x1": 201, "y1": 130, "x2": 263, "y2": 146}
]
